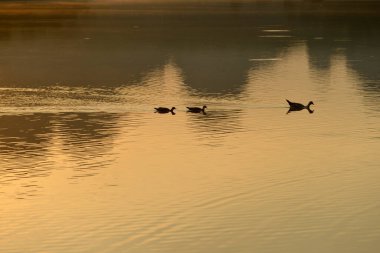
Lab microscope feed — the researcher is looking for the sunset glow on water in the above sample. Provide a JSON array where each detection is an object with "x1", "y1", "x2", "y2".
[{"x1": 0, "y1": 2, "x2": 380, "y2": 252}]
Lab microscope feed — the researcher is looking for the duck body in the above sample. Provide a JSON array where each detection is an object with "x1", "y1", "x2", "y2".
[
  {"x1": 155, "y1": 107, "x2": 176, "y2": 114},
  {"x1": 186, "y1": 105, "x2": 207, "y2": 113},
  {"x1": 286, "y1": 100, "x2": 314, "y2": 113}
]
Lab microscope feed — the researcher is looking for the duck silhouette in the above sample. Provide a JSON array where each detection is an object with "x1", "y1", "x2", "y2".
[
  {"x1": 286, "y1": 100, "x2": 314, "y2": 114},
  {"x1": 154, "y1": 107, "x2": 176, "y2": 115},
  {"x1": 186, "y1": 105, "x2": 207, "y2": 114}
]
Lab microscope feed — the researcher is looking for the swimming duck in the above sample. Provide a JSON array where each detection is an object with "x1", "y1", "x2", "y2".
[
  {"x1": 186, "y1": 105, "x2": 207, "y2": 113},
  {"x1": 155, "y1": 107, "x2": 176, "y2": 114},
  {"x1": 286, "y1": 100, "x2": 314, "y2": 114}
]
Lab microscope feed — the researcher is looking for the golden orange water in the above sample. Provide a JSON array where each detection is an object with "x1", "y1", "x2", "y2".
[{"x1": 0, "y1": 2, "x2": 380, "y2": 253}]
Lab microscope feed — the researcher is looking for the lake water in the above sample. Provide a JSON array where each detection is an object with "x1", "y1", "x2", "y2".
[{"x1": 0, "y1": 2, "x2": 380, "y2": 253}]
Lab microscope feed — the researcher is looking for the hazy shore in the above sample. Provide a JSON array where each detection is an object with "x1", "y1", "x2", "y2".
[{"x1": 1, "y1": 1, "x2": 380, "y2": 17}]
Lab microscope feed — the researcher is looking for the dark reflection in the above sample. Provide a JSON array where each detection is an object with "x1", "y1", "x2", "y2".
[
  {"x1": 172, "y1": 14, "x2": 292, "y2": 95},
  {"x1": 288, "y1": 11, "x2": 380, "y2": 98},
  {"x1": 286, "y1": 100, "x2": 314, "y2": 114},
  {"x1": 186, "y1": 109, "x2": 243, "y2": 146},
  {"x1": 287, "y1": 107, "x2": 314, "y2": 114},
  {"x1": 0, "y1": 1, "x2": 379, "y2": 98},
  {"x1": 53, "y1": 112, "x2": 120, "y2": 179},
  {"x1": 186, "y1": 105, "x2": 207, "y2": 114},
  {"x1": 154, "y1": 107, "x2": 176, "y2": 115},
  {"x1": 307, "y1": 39, "x2": 335, "y2": 71},
  {"x1": 0, "y1": 2, "x2": 292, "y2": 94},
  {"x1": 0, "y1": 114, "x2": 54, "y2": 185},
  {"x1": 0, "y1": 113, "x2": 53, "y2": 155},
  {"x1": 0, "y1": 4, "x2": 165, "y2": 87},
  {"x1": 0, "y1": 112, "x2": 121, "y2": 184}
]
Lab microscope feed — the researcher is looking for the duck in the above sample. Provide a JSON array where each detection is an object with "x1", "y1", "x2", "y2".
[
  {"x1": 286, "y1": 100, "x2": 314, "y2": 114},
  {"x1": 186, "y1": 105, "x2": 207, "y2": 114},
  {"x1": 154, "y1": 107, "x2": 176, "y2": 114}
]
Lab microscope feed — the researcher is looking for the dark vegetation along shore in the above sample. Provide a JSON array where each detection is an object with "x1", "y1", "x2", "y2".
[{"x1": 0, "y1": 1, "x2": 380, "y2": 17}]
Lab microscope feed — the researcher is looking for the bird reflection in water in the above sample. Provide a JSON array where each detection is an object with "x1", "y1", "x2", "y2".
[
  {"x1": 154, "y1": 107, "x2": 176, "y2": 115},
  {"x1": 286, "y1": 100, "x2": 314, "y2": 114},
  {"x1": 186, "y1": 105, "x2": 207, "y2": 115}
]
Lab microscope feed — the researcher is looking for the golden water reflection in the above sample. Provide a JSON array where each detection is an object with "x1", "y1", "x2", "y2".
[{"x1": 0, "y1": 3, "x2": 380, "y2": 253}]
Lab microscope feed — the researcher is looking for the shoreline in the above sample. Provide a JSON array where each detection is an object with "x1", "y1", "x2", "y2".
[{"x1": 1, "y1": 1, "x2": 380, "y2": 17}]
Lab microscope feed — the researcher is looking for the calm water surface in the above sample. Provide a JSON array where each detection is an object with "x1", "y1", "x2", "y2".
[{"x1": 1, "y1": 3, "x2": 380, "y2": 253}]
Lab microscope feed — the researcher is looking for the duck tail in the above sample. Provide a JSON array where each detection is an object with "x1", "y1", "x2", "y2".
[{"x1": 286, "y1": 99, "x2": 291, "y2": 105}]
